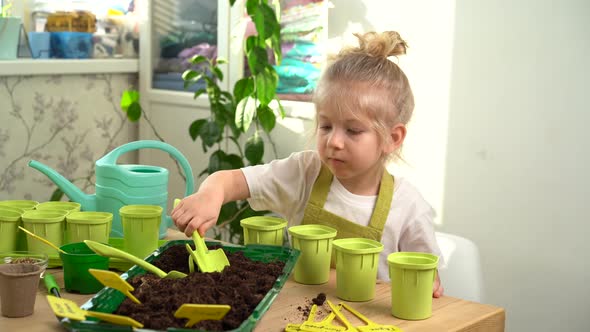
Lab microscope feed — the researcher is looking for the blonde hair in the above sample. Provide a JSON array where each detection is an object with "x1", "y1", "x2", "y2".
[{"x1": 313, "y1": 31, "x2": 414, "y2": 162}]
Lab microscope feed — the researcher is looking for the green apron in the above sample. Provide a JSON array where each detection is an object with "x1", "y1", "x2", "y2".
[{"x1": 301, "y1": 164, "x2": 394, "y2": 242}]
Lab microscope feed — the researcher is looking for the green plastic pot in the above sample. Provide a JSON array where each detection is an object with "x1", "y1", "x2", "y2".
[
  {"x1": 288, "y1": 224, "x2": 337, "y2": 285},
  {"x1": 119, "y1": 205, "x2": 162, "y2": 259},
  {"x1": 66, "y1": 212, "x2": 113, "y2": 244},
  {"x1": 21, "y1": 210, "x2": 66, "y2": 255},
  {"x1": 0, "y1": 200, "x2": 38, "y2": 211},
  {"x1": 0, "y1": 210, "x2": 22, "y2": 252},
  {"x1": 0, "y1": 205, "x2": 27, "y2": 251},
  {"x1": 388, "y1": 252, "x2": 439, "y2": 320},
  {"x1": 240, "y1": 216, "x2": 287, "y2": 246},
  {"x1": 333, "y1": 238, "x2": 384, "y2": 302},
  {"x1": 59, "y1": 242, "x2": 109, "y2": 294},
  {"x1": 36, "y1": 201, "x2": 81, "y2": 214}
]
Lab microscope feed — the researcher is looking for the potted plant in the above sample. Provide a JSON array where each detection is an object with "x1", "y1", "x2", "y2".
[
  {"x1": 0, "y1": 0, "x2": 22, "y2": 60},
  {"x1": 180, "y1": 0, "x2": 284, "y2": 243}
]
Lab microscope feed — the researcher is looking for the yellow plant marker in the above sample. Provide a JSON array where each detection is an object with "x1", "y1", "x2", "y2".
[
  {"x1": 46, "y1": 296, "x2": 144, "y2": 328},
  {"x1": 174, "y1": 304, "x2": 231, "y2": 328},
  {"x1": 326, "y1": 301, "x2": 357, "y2": 332},
  {"x1": 300, "y1": 304, "x2": 345, "y2": 332},
  {"x1": 88, "y1": 269, "x2": 141, "y2": 304},
  {"x1": 339, "y1": 303, "x2": 403, "y2": 332}
]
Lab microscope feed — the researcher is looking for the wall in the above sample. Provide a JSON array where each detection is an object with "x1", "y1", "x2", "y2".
[{"x1": 0, "y1": 74, "x2": 138, "y2": 202}]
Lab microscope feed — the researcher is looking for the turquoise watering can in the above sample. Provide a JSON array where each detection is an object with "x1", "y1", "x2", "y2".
[{"x1": 28, "y1": 140, "x2": 194, "y2": 239}]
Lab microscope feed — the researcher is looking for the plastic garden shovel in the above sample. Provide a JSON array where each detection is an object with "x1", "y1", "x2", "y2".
[
  {"x1": 173, "y1": 199, "x2": 229, "y2": 273},
  {"x1": 338, "y1": 303, "x2": 402, "y2": 332},
  {"x1": 174, "y1": 303, "x2": 231, "y2": 327},
  {"x1": 88, "y1": 269, "x2": 141, "y2": 304},
  {"x1": 84, "y1": 240, "x2": 187, "y2": 279},
  {"x1": 46, "y1": 296, "x2": 144, "y2": 328}
]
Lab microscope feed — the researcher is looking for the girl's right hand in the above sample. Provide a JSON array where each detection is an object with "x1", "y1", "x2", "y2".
[{"x1": 171, "y1": 189, "x2": 223, "y2": 237}]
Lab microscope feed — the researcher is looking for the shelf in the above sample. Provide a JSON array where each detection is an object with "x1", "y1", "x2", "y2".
[{"x1": 0, "y1": 59, "x2": 139, "y2": 77}]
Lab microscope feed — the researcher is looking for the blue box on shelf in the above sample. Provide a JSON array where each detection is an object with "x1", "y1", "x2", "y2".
[{"x1": 50, "y1": 32, "x2": 93, "y2": 59}]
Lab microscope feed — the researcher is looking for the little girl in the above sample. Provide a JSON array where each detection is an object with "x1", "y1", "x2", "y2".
[{"x1": 172, "y1": 31, "x2": 444, "y2": 297}]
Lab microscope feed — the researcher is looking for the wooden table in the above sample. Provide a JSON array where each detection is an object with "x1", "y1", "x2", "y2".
[{"x1": 0, "y1": 230, "x2": 505, "y2": 331}]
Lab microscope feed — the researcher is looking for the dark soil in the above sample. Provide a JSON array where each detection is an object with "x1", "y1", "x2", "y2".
[{"x1": 115, "y1": 244, "x2": 285, "y2": 331}]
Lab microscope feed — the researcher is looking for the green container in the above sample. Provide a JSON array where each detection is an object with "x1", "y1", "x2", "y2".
[
  {"x1": 333, "y1": 238, "x2": 384, "y2": 302},
  {"x1": 288, "y1": 224, "x2": 337, "y2": 285},
  {"x1": 120, "y1": 205, "x2": 162, "y2": 259},
  {"x1": 0, "y1": 205, "x2": 27, "y2": 252},
  {"x1": 0, "y1": 200, "x2": 39, "y2": 210},
  {"x1": 0, "y1": 210, "x2": 23, "y2": 252},
  {"x1": 59, "y1": 242, "x2": 109, "y2": 294},
  {"x1": 58, "y1": 240, "x2": 300, "y2": 332},
  {"x1": 241, "y1": 216, "x2": 288, "y2": 246},
  {"x1": 21, "y1": 210, "x2": 66, "y2": 255},
  {"x1": 388, "y1": 252, "x2": 439, "y2": 320},
  {"x1": 66, "y1": 212, "x2": 113, "y2": 244},
  {"x1": 36, "y1": 201, "x2": 81, "y2": 214}
]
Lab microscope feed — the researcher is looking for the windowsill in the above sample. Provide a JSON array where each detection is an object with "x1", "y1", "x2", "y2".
[{"x1": 0, "y1": 59, "x2": 139, "y2": 77}]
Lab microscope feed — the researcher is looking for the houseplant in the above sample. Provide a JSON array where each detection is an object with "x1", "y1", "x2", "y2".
[
  {"x1": 180, "y1": 0, "x2": 284, "y2": 243},
  {"x1": 119, "y1": 0, "x2": 284, "y2": 244},
  {"x1": 0, "y1": 0, "x2": 22, "y2": 60}
]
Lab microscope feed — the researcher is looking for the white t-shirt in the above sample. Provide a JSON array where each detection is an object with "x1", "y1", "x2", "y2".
[{"x1": 242, "y1": 150, "x2": 442, "y2": 280}]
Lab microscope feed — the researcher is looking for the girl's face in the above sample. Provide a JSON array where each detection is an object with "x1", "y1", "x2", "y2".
[{"x1": 317, "y1": 107, "x2": 386, "y2": 188}]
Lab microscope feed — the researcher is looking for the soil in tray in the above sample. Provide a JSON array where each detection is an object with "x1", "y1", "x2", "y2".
[{"x1": 115, "y1": 244, "x2": 285, "y2": 331}]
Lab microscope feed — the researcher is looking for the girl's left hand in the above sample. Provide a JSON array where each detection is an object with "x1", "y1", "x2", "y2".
[{"x1": 433, "y1": 271, "x2": 444, "y2": 298}]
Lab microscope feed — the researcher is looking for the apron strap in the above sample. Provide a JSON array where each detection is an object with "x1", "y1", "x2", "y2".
[{"x1": 307, "y1": 163, "x2": 394, "y2": 232}]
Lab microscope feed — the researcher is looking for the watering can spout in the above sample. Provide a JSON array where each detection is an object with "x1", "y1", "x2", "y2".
[{"x1": 28, "y1": 160, "x2": 96, "y2": 210}]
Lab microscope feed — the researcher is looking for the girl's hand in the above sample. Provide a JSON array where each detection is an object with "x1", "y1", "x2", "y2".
[
  {"x1": 171, "y1": 189, "x2": 223, "y2": 237},
  {"x1": 433, "y1": 271, "x2": 444, "y2": 298}
]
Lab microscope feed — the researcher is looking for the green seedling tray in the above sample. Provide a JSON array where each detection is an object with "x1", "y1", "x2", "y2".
[
  {"x1": 46, "y1": 237, "x2": 169, "y2": 271},
  {"x1": 59, "y1": 240, "x2": 300, "y2": 332}
]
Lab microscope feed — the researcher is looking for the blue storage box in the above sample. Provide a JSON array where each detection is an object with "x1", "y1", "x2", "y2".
[{"x1": 50, "y1": 32, "x2": 93, "y2": 59}]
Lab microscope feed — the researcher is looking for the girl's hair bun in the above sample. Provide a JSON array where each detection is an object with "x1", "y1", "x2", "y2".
[{"x1": 352, "y1": 31, "x2": 408, "y2": 58}]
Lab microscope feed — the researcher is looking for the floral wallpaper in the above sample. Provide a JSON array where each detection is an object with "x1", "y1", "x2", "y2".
[{"x1": 0, "y1": 74, "x2": 138, "y2": 202}]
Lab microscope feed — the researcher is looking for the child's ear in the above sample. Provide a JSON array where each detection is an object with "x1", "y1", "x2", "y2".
[{"x1": 384, "y1": 123, "x2": 406, "y2": 154}]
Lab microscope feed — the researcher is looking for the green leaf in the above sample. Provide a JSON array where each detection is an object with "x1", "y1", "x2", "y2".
[
  {"x1": 193, "y1": 89, "x2": 206, "y2": 100},
  {"x1": 257, "y1": 105, "x2": 276, "y2": 132},
  {"x1": 235, "y1": 96, "x2": 257, "y2": 132},
  {"x1": 126, "y1": 101, "x2": 142, "y2": 121},
  {"x1": 245, "y1": 36, "x2": 257, "y2": 54},
  {"x1": 255, "y1": 65, "x2": 278, "y2": 106},
  {"x1": 208, "y1": 150, "x2": 235, "y2": 173},
  {"x1": 229, "y1": 0, "x2": 237, "y2": 7},
  {"x1": 226, "y1": 153, "x2": 245, "y2": 169},
  {"x1": 219, "y1": 201, "x2": 238, "y2": 224},
  {"x1": 189, "y1": 119, "x2": 207, "y2": 141},
  {"x1": 246, "y1": 0, "x2": 259, "y2": 16},
  {"x1": 120, "y1": 90, "x2": 139, "y2": 110},
  {"x1": 215, "y1": 58, "x2": 228, "y2": 65},
  {"x1": 247, "y1": 46, "x2": 268, "y2": 75},
  {"x1": 254, "y1": 2, "x2": 280, "y2": 41},
  {"x1": 211, "y1": 66, "x2": 224, "y2": 81},
  {"x1": 245, "y1": 133, "x2": 264, "y2": 165},
  {"x1": 276, "y1": 98, "x2": 286, "y2": 118},
  {"x1": 50, "y1": 188, "x2": 64, "y2": 201},
  {"x1": 233, "y1": 77, "x2": 254, "y2": 104},
  {"x1": 201, "y1": 120, "x2": 222, "y2": 147},
  {"x1": 189, "y1": 55, "x2": 208, "y2": 65}
]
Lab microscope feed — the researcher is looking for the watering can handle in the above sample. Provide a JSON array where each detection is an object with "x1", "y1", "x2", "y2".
[{"x1": 98, "y1": 140, "x2": 195, "y2": 197}]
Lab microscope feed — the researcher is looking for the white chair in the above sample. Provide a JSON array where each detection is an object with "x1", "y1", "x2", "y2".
[{"x1": 435, "y1": 231, "x2": 484, "y2": 302}]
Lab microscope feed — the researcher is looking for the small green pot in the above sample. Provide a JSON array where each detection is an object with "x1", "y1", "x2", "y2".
[
  {"x1": 288, "y1": 224, "x2": 337, "y2": 285},
  {"x1": 59, "y1": 242, "x2": 109, "y2": 294},
  {"x1": 21, "y1": 210, "x2": 65, "y2": 255},
  {"x1": 119, "y1": 205, "x2": 162, "y2": 259},
  {"x1": 388, "y1": 252, "x2": 439, "y2": 320},
  {"x1": 333, "y1": 238, "x2": 384, "y2": 302},
  {"x1": 66, "y1": 212, "x2": 112, "y2": 244},
  {"x1": 0, "y1": 210, "x2": 22, "y2": 252},
  {"x1": 240, "y1": 216, "x2": 287, "y2": 246}
]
